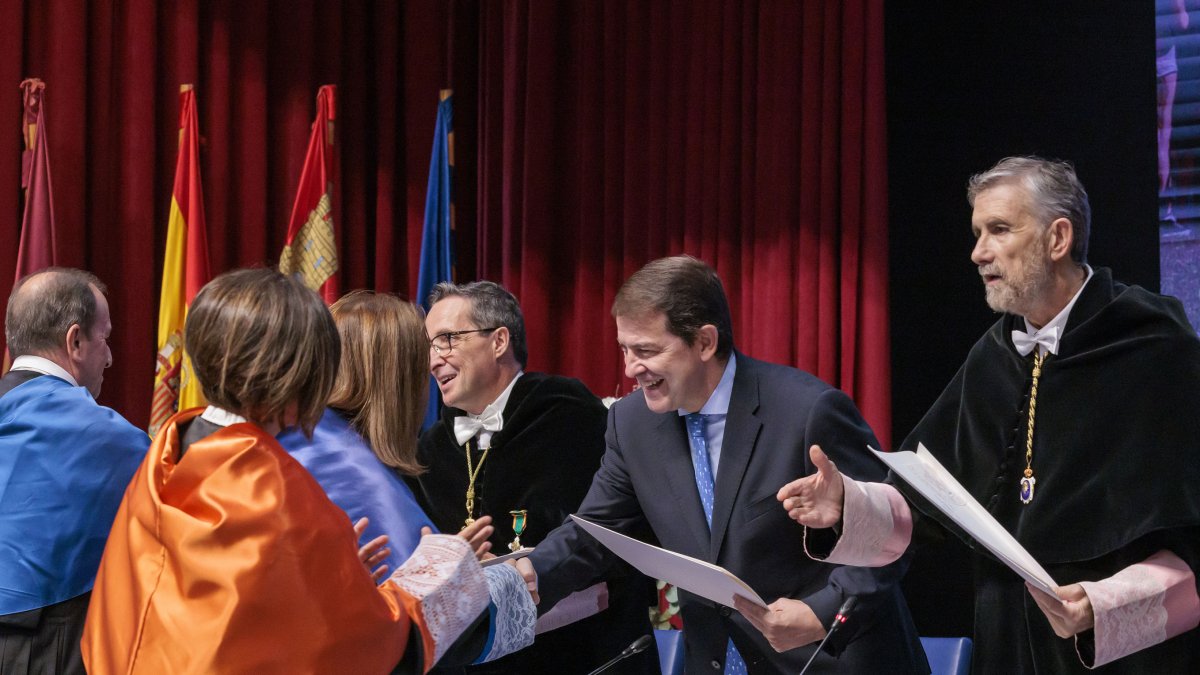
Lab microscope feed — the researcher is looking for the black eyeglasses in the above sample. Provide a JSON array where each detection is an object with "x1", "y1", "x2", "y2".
[{"x1": 429, "y1": 327, "x2": 501, "y2": 356}]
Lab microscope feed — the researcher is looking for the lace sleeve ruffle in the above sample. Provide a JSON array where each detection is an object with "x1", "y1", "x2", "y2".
[
  {"x1": 388, "y1": 535, "x2": 490, "y2": 665},
  {"x1": 475, "y1": 564, "x2": 537, "y2": 663}
]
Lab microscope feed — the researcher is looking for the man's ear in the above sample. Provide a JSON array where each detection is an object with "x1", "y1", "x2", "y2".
[
  {"x1": 64, "y1": 323, "x2": 85, "y2": 363},
  {"x1": 696, "y1": 324, "x2": 719, "y2": 361},
  {"x1": 492, "y1": 326, "x2": 511, "y2": 360},
  {"x1": 1047, "y1": 217, "x2": 1074, "y2": 262}
]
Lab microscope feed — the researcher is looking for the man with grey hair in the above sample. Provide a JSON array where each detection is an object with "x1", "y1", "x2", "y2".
[
  {"x1": 411, "y1": 280, "x2": 657, "y2": 674},
  {"x1": 780, "y1": 156, "x2": 1200, "y2": 672},
  {"x1": 0, "y1": 267, "x2": 149, "y2": 674}
]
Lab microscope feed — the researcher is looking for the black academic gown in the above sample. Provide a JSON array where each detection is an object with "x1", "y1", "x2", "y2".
[
  {"x1": 411, "y1": 372, "x2": 658, "y2": 674},
  {"x1": 898, "y1": 267, "x2": 1200, "y2": 673}
]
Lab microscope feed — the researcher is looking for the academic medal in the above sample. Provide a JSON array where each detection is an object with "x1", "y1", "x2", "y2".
[{"x1": 509, "y1": 509, "x2": 528, "y2": 552}]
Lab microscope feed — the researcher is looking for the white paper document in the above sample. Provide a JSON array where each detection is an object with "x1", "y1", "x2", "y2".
[
  {"x1": 870, "y1": 443, "x2": 1058, "y2": 595},
  {"x1": 480, "y1": 547, "x2": 534, "y2": 567},
  {"x1": 569, "y1": 515, "x2": 768, "y2": 608}
]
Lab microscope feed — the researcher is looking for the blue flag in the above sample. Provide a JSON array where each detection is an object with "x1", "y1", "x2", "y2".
[{"x1": 416, "y1": 92, "x2": 454, "y2": 431}]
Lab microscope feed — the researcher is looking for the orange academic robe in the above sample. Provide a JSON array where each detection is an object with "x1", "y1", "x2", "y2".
[{"x1": 81, "y1": 410, "x2": 445, "y2": 674}]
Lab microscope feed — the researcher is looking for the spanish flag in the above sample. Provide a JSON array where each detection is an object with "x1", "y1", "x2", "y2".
[
  {"x1": 279, "y1": 85, "x2": 339, "y2": 303},
  {"x1": 150, "y1": 85, "x2": 210, "y2": 437}
]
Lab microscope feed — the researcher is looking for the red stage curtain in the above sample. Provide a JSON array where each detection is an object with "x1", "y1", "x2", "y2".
[
  {"x1": 0, "y1": 0, "x2": 469, "y2": 427},
  {"x1": 475, "y1": 0, "x2": 891, "y2": 445},
  {"x1": 2, "y1": 0, "x2": 889, "y2": 445}
]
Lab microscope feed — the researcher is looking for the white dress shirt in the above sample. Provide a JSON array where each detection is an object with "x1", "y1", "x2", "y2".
[
  {"x1": 678, "y1": 353, "x2": 737, "y2": 476},
  {"x1": 455, "y1": 371, "x2": 524, "y2": 448},
  {"x1": 1013, "y1": 264, "x2": 1094, "y2": 356},
  {"x1": 10, "y1": 354, "x2": 78, "y2": 387}
]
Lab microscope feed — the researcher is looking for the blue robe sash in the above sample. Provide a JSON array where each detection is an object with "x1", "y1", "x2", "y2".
[
  {"x1": 277, "y1": 408, "x2": 435, "y2": 572},
  {"x1": 0, "y1": 375, "x2": 149, "y2": 614}
]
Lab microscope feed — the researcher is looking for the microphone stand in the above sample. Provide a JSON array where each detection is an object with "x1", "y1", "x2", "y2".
[{"x1": 798, "y1": 597, "x2": 857, "y2": 675}]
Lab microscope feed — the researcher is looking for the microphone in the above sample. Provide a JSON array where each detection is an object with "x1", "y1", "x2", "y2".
[
  {"x1": 798, "y1": 596, "x2": 857, "y2": 675},
  {"x1": 587, "y1": 634, "x2": 654, "y2": 675}
]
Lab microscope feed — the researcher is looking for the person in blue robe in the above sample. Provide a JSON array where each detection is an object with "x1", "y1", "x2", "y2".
[
  {"x1": 278, "y1": 290, "x2": 473, "y2": 574},
  {"x1": 0, "y1": 268, "x2": 149, "y2": 675},
  {"x1": 278, "y1": 407, "x2": 435, "y2": 569},
  {"x1": 275, "y1": 289, "x2": 532, "y2": 667}
]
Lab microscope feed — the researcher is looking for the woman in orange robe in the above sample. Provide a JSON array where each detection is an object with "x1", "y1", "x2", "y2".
[{"x1": 81, "y1": 269, "x2": 506, "y2": 674}]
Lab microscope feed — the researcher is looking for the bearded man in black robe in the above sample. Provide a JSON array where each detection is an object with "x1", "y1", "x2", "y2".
[{"x1": 778, "y1": 156, "x2": 1200, "y2": 673}]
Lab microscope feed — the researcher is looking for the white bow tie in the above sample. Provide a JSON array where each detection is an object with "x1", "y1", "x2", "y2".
[
  {"x1": 1011, "y1": 326, "x2": 1060, "y2": 357},
  {"x1": 454, "y1": 409, "x2": 504, "y2": 446}
]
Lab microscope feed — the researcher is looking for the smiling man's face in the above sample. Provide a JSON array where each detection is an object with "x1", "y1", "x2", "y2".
[
  {"x1": 616, "y1": 311, "x2": 712, "y2": 414},
  {"x1": 425, "y1": 295, "x2": 505, "y2": 416}
]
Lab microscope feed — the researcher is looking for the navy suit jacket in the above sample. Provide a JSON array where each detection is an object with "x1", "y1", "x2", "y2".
[{"x1": 530, "y1": 354, "x2": 928, "y2": 674}]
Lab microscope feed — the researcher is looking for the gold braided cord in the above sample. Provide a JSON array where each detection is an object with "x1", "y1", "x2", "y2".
[
  {"x1": 464, "y1": 438, "x2": 490, "y2": 527},
  {"x1": 1023, "y1": 349, "x2": 1045, "y2": 479}
]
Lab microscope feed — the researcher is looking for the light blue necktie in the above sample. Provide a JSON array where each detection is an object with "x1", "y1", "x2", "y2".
[{"x1": 686, "y1": 413, "x2": 747, "y2": 675}]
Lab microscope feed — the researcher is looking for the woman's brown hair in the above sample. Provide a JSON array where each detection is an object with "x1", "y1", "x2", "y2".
[
  {"x1": 328, "y1": 290, "x2": 428, "y2": 474},
  {"x1": 185, "y1": 268, "x2": 339, "y2": 435}
]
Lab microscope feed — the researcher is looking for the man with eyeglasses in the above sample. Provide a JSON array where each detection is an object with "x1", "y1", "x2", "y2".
[{"x1": 410, "y1": 280, "x2": 657, "y2": 674}]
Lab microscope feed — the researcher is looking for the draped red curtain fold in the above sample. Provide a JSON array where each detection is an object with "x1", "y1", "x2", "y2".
[
  {"x1": 475, "y1": 0, "x2": 891, "y2": 444},
  {"x1": 2, "y1": 0, "x2": 888, "y2": 445},
  {"x1": 0, "y1": 0, "x2": 463, "y2": 427}
]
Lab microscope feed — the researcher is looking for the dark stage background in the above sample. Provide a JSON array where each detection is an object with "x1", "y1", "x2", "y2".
[{"x1": 887, "y1": 0, "x2": 1159, "y2": 640}]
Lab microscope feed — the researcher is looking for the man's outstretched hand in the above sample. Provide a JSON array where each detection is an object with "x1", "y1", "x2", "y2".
[{"x1": 777, "y1": 445, "x2": 845, "y2": 529}]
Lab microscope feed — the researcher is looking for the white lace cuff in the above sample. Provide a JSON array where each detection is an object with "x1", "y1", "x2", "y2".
[
  {"x1": 476, "y1": 564, "x2": 537, "y2": 662},
  {"x1": 1078, "y1": 549, "x2": 1200, "y2": 668},
  {"x1": 809, "y1": 476, "x2": 912, "y2": 567},
  {"x1": 388, "y1": 535, "x2": 490, "y2": 666}
]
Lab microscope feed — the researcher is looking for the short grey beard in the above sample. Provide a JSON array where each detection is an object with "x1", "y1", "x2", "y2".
[{"x1": 982, "y1": 252, "x2": 1052, "y2": 317}]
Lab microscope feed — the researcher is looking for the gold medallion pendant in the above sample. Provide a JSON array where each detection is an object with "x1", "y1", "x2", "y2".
[{"x1": 1019, "y1": 473, "x2": 1036, "y2": 504}]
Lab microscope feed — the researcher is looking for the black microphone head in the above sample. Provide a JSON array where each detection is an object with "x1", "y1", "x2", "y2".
[
  {"x1": 837, "y1": 596, "x2": 858, "y2": 617},
  {"x1": 627, "y1": 634, "x2": 654, "y2": 654}
]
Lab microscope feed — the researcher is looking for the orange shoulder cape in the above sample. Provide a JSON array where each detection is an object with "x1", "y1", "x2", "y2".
[{"x1": 82, "y1": 409, "x2": 435, "y2": 673}]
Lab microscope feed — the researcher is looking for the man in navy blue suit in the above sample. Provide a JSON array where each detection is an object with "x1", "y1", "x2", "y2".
[{"x1": 519, "y1": 255, "x2": 928, "y2": 674}]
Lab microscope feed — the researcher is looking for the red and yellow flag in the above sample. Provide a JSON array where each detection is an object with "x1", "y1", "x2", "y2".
[
  {"x1": 150, "y1": 85, "x2": 211, "y2": 436},
  {"x1": 279, "y1": 85, "x2": 339, "y2": 303}
]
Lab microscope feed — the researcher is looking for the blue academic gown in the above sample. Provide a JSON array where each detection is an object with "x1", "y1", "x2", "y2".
[
  {"x1": 278, "y1": 409, "x2": 532, "y2": 667},
  {"x1": 277, "y1": 408, "x2": 435, "y2": 572},
  {"x1": 0, "y1": 375, "x2": 150, "y2": 615}
]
